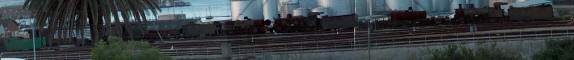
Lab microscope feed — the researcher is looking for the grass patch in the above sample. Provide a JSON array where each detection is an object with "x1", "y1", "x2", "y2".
[
  {"x1": 533, "y1": 39, "x2": 574, "y2": 60},
  {"x1": 91, "y1": 37, "x2": 172, "y2": 60}
]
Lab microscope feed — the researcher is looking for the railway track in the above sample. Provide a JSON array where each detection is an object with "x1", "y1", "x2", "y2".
[{"x1": 3, "y1": 21, "x2": 573, "y2": 60}]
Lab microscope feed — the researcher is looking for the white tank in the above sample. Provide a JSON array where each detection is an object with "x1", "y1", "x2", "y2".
[
  {"x1": 516, "y1": 0, "x2": 527, "y2": 2},
  {"x1": 452, "y1": 0, "x2": 462, "y2": 9},
  {"x1": 386, "y1": 0, "x2": 412, "y2": 11},
  {"x1": 319, "y1": 0, "x2": 353, "y2": 16},
  {"x1": 418, "y1": 0, "x2": 433, "y2": 11},
  {"x1": 313, "y1": 7, "x2": 329, "y2": 13},
  {"x1": 455, "y1": 0, "x2": 489, "y2": 8},
  {"x1": 279, "y1": 0, "x2": 299, "y2": 18},
  {"x1": 490, "y1": 0, "x2": 514, "y2": 7},
  {"x1": 355, "y1": 0, "x2": 369, "y2": 17},
  {"x1": 373, "y1": 0, "x2": 390, "y2": 12},
  {"x1": 312, "y1": 7, "x2": 328, "y2": 18},
  {"x1": 232, "y1": 0, "x2": 264, "y2": 20},
  {"x1": 433, "y1": 0, "x2": 453, "y2": 12},
  {"x1": 299, "y1": 0, "x2": 319, "y2": 9},
  {"x1": 292, "y1": 8, "x2": 309, "y2": 17},
  {"x1": 474, "y1": 0, "x2": 490, "y2": 8},
  {"x1": 263, "y1": 0, "x2": 278, "y2": 20}
]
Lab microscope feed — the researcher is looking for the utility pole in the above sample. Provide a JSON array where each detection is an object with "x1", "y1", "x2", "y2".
[
  {"x1": 32, "y1": 18, "x2": 37, "y2": 60},
  {"x1": 368, "y1": 0, "x2": 377, "y2": 59}
]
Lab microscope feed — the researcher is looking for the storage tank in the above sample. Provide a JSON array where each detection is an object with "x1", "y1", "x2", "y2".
[
  {"x1": 455, "y1": 0, "x2": 490, "y2": 8},
  {"x1": 232, "y1": 0, "x2": 264, "y2": 20},
  {"x1": 279, "y1": 0, "x2": 299, "y2": 18},
  {"x1": 419, "y1": 0, "x2": 434, "y2": 11},
  {"x1": 263, "y1": 0, "x2": 279, "y2": 20},
  {"x1": 292, "y1": 8, "x2": 309, "y2": 17},
  {"x1": 433, "y1": 0, "x2": 453, "y2": 12},
  {"x1": 312, "y1": 7, "x2": 328, "y2": 18},
  {"x1": 386, "y1": 0, "x2": 413, "y2": 11},
  {"x1": 490, "y1": 0, "x2": 514, "y2": 7},
  {"x1": 299, "y1": 0, "x2": 319, "y2": 9},
  {"x1": 452, "y1": 0, "x2": 488, "y2": 9},
  {"x1": 318, "y1": 0, "x2": 353, "y2": 16},
  {"x1": 475, "y1": 0, "x2": 490, "y2": 8},
  {"x1": 355, "y1": 0, "x2": 369, "y2": 17}
]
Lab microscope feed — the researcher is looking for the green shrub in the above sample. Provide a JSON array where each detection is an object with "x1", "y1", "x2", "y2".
[
  {"x1": 91, "y1": 37, "x2": 172, "y2": 60},
  {"x1": 534, "y1": 40, "x2": 574, "y2": 60},
  {"x1": 428, "y1": 45, "x2": 522, "y2": 60}
]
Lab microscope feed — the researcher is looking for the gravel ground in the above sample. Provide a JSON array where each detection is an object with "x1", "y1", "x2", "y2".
[{"x1": 240, "y1": 36, "x2": 574, "y2": 60}]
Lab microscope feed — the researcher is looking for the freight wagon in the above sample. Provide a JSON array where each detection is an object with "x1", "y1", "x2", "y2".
[
  {"x1": 221, "y1": 20, "x2": 269, "y2": 35},
  {"x1": 508, "y1": 4, "x2": 554, "y2": 20},
  {"x1": 273, "y1": 14, "x2": 357, "y2": 33}
]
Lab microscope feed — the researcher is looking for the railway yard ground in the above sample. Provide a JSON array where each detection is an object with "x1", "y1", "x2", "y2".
[{"x1": 2, "y1": 20, "x2": 574, "y2": 60}]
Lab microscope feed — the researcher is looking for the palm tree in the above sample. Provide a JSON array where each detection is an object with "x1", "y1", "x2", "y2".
[{"x1": 23, "y1": 0, "x2": 161, "y2": 46}]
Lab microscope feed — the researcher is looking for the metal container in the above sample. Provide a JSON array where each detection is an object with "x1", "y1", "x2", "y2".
[
  {"x1": 465, "y1": 0, "x2": 490, "y2": 8},
  {"x1": 432, "y1": 0, "x2": 453, "y2": 12},
  {"x1": 263, "y1": 0, "x2": 279, "y2": 20},
  {"x1": 355, "y1": 0, "x2": 370, "y2": 17},
  {"x1": 509, "y1": 6, "x2": 554, "y2": 20},
  {"x1": 312, "y1": 7, "x2": 328, "y2": 18},
  {"x1": 232, "y1": 0, "x2": 264, "y2": 20},
  {"x1": 182, "y1": 23, "x2": 219, "y2": 37},
  {"x1": 320, "y1": 15, "x2": 358, "y2": 29},
  {"x1": 292, "y1": 8, "x2": 309, "y2": 17},
  {"x1": 386, "y1": 0, "x2": 413, "y2": 11},
  {"x1": 319, "y1": 0, "x2": 353, "y2": 16},
  {"x1": 390, "y1": 11, "x2": 427, "y2": 21},
  {"x1": 3, "y1": 37, "x2": 46, "y2": 51},
  {"x1": 279, "y1": 0, "x2": 299, "y2": 18}
]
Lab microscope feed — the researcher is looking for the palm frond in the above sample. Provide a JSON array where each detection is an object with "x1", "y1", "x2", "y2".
[{"x1": 24, "y1": 0, "x2": 161, "y2": 45}]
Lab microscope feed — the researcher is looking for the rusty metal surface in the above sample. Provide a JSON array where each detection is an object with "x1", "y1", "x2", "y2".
[{"x1": 509, "y1": 6, "x2": 554, "y2": 20}]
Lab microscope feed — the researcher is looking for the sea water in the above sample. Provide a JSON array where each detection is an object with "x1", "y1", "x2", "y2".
[{"x1": 0, "y1": 0, "x2": 233, "y2": 22}]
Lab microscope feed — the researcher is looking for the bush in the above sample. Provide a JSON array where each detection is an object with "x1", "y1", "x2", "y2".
[
  {"x1": 428, "y1": 45, "x2": 522, "y2": 60},
  {"x1": 533, "y1": 40, "x2": 574, "y2": 60},
  {"x1": 91, "y1": 37, "x2": 172, "y2": 60}
]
